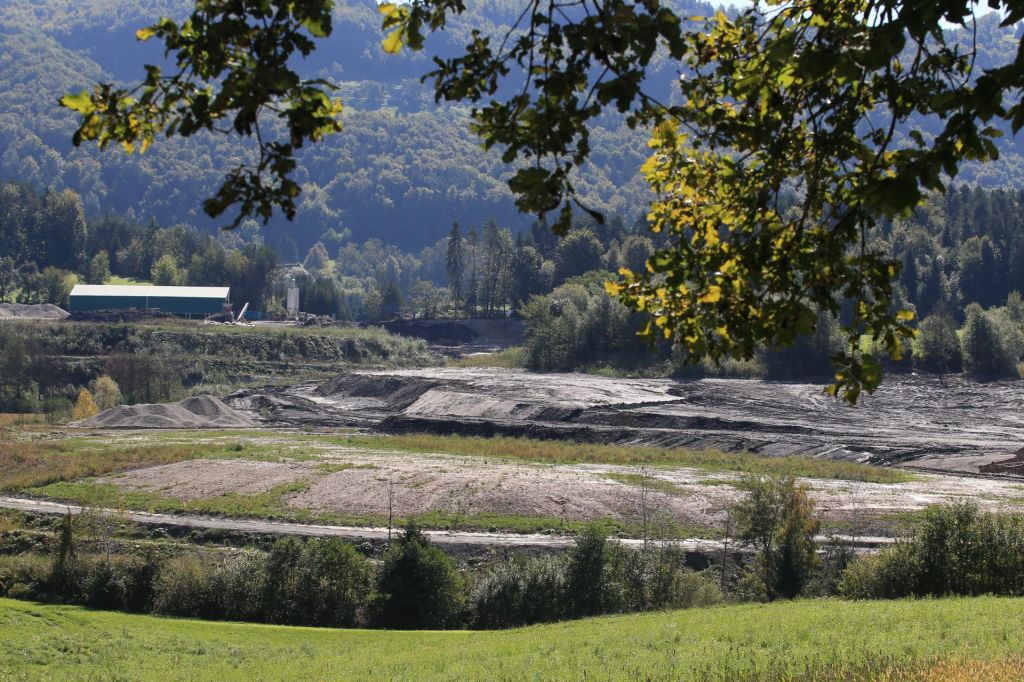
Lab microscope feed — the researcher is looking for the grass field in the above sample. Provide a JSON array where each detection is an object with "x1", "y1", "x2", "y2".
[
  {"x1": 1, "y1": 597, "x2": 1023, "y2": 680},
  {"x1": 104, "y1": 275, "x2": 150, "y2": 286}
]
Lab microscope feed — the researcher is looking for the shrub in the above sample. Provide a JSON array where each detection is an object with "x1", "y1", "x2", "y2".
[
  {"x1": 0, "y1": 554, "x2": 51, "y2": 600},
  {"x1": 564, "y1": 526, "x2": 611, "y2": 617},
  {"x1": 607, "y1": 545, "x2": 722, "y2": 612},
  {"x1": 961, "y1": 303, "x2": 1017, "y2": 378},
  {"x1": 837, "y1": 544, "x2": 920, "y2": 599},
  {"x1": 152, "y1": 554, "x2": 219, "y2": 618},
  {"x1": 91, "y1": 376, "x2": 122, "y2": 411},
  {"x1": 263, "y1": 537, "x2": 370, "y2": 627},
  {"x1": 212, "y1": 552, "x2": 268, "y2": 622},
  {"x1": 370, "y1": 525, "x2": 466, "y2": 629},
  {"x1": 471, "y1": 555, "x2": 567, "y2": 628},
  {"x1": 71, "y1": 388, "x2": 99, "y2": 420},
  {"x1": 840, "y1": 503, "x2": 1024, "y2": 599},
  {"x1": 81, "y1": 554, "x2": 159, "y2": 612}
]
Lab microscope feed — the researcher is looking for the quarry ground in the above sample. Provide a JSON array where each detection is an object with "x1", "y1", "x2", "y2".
[
  {"x1": 8, "y1": 367, "x2": 1024, "y2": 541},
  {"x1": 224, "y1": 367, "x2": 1024, "y2": 472},
  {"x1": 8, "y1": 425, "x2": 1024, "y2": 540}
]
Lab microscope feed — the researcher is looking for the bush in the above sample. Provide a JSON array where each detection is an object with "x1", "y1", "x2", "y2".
[
  {"x1": 837, "y1": 544, "x2": 920, "y2": 599},
  {"x1": 960, "y1": 303, "x2": 1018, "y2": 378},
  {"x1": 840, "y1": 503, "x2": 1024, "y2": 599},
  {"x1": 564, "y1": 526, "x2": 611, "y2": 617},
  {"x1": 80, "y1": 554, "x2": 158, "y2": 612},
  {"x1": 152, "y1": 554, "x2": 220, "y2": 618},
  {"x1": 521, "y1": 276, "x2": 655, "y2": 372},
  {"x1": 370, "y1": 525, "x2": 466, "y2": 629},
  {"x1": 0, "y1": 554, "x2": 51, "y2": 600},
  {"x1": 263, "y1": 537, "x2": 370, "y2": 627},
  {"x1": 606, "y1": 545, "x2": 722, "y2": 612},
  {"x1": 471, "y1": 555, "x2": 567, "y2": 628}
]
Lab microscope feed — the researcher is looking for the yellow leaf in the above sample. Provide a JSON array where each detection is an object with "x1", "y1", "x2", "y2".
[
  {"x1": 699, "y1": 286, "x2": 722, "y2": 304},
  {"x1": 895, "y1": 309, "x2": 915, "y2": 322},
  {"x1": 136, "y1": 27, "x2": 156, "y2": 41},
  {"x1": 604, "y1": 281, "x2": 622, "y2": 296},
  {"x1": 378, "y1": 3, "x2": 398, "y2": 17},
  {"x1": 382, "y1": 29, "x2": 404, "y2": 54}
]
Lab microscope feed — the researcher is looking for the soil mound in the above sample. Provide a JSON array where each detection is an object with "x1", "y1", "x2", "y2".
[
  {"x1": 0, "y1": 303, "x2": 69, "y2": 320},
  {"x1": 80, "y1": 395, "x2": 255, "y2": 429},
  {"x1": 315, "y1": 373, "x2": 442, "y2": 410},
  {"x1": 979, "y1": 447, "x2": 1024, "y2": 475}
]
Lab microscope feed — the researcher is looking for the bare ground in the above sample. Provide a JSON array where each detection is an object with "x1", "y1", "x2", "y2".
[
  {"x1": 225, "y1": 369, "x2": 1024, "y2": 475},
  {"x1": 97, "y1": 441, "x2": 1024, "y2": 535}
]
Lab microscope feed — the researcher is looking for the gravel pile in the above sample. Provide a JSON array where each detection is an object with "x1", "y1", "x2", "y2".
[
  {"x1": 0, "y1": 303, "x2": 69, "y2": 320},
  {"x1": 80, "y1": 395, "x2": 256, "y2": 429}
]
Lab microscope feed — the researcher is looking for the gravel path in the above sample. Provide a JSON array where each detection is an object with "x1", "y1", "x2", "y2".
[{"x1": 0, "y1": 495, "x2": 890, "y2": 550}]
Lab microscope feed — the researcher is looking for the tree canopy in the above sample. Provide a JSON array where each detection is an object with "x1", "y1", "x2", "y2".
[{"x1": 60, "y1": 0, "x2": 1024, "y2": 400}]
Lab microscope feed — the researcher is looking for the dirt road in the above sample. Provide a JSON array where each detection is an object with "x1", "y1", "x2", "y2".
[{"x1": 0, "y1": 495, "x2": 890, "y2": 551}]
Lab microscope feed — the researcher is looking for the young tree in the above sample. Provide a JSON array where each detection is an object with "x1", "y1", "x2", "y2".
[
  {"x1": 960, "y1": 303, "x2": 1013, "y2": 379},
  {"x1": 914, "y1": 309, "x2": 961, "y2": 382},
  {"x1": 369, "y1": 525, "x2": 465, "y2": 629},
  {"x1": 86, "y1": 250, "x2": 111, "y2": 285},
  {"x1": 378, "y1": 279, "x2": 404, "y2": 321},
  {"x1": 732, "y1": 475, "x2": 820, "y2": 601},
  {"x1": 620, "y1": 235, "x2": 655, "y2": 275},
  {"x1": 409, "y1": 280, "x2": 447, "y2": 319},
  {"x1": 445, "y1": 222, "x2": 464, "y2": 311},
  {"x1": 465, "y1": 226, "x2": 479, "y2": 317},
  {"x1": 39, "y1": 267, "x2": 74, "y2": 307},
  {"x1": 302, "y1": 241, "x2": 331, "y2": 273},
  {"x1": 41, "y1": 189, "x2": 87, "y2": 271},
  {"x1": 0, "y1": 257, "x2": 18, "y2": 303},
  {"x1": 91, "y1": 376, "x2": 122, "y2": 411},
  {"x1": 150, "y1": 254, "x2": 184, "y2": 286},
  {"x1": 72, "y1": 388, "x2": 99, "y2": 420},
  {"x1": 554, "y1": 230, "x2": 604, "y2": 284}
]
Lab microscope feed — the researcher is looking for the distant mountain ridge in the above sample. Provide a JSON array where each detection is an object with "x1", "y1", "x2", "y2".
[{"x1": 0, "y1": 1, "x2": 1021, "y2": 254}]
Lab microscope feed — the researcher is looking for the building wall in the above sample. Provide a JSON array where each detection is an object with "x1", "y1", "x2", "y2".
[{"x1": 69, "y1": 295, "x2": 226, "y2": 315}]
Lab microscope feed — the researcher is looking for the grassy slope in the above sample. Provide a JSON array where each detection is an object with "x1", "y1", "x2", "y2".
[{"x1": 1, "y1": 597, "x2": 1023, "y2": 680}]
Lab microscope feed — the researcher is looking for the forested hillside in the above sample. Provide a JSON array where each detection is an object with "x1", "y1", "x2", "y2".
[
  {"x1": 0, "y1": 0, "x2": 674, "y2": 253},
  {"x1": 3, "y1": 1, "x2": 1023, "y2": 255}
]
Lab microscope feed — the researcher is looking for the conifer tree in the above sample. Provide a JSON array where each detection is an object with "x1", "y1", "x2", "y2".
[{"x1": 445, "y1": 222, "x2": 464, "y2": 311}]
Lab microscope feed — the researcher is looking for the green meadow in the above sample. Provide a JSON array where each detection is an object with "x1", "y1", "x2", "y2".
[{"x1": 1, "y1": 597, "x2": 1022, "y2": 681}]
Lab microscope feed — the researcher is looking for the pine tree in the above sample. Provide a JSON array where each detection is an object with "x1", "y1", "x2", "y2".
[{"x1": 445, "y1": 222, "x2": 464, "y2": 312}]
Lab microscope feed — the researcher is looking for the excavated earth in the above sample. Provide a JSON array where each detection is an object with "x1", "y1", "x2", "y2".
[{"x1": 225, "y1": 368, "x2": 1024, "y2": 476}]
